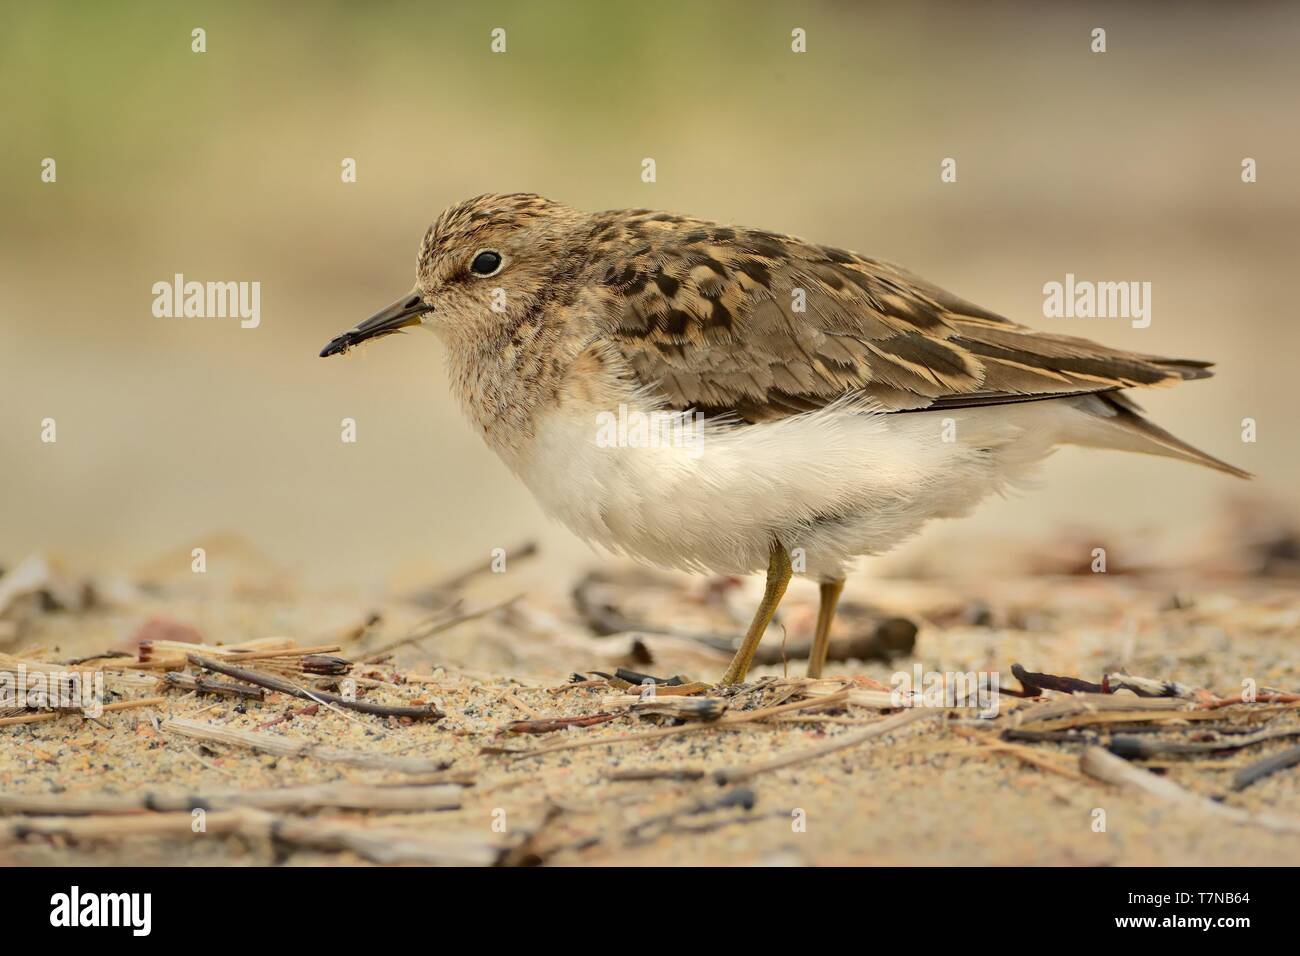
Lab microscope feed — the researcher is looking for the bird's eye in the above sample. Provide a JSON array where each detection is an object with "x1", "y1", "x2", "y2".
[{"x1": 470, "y1": 250, "x2": 503, "y2": 277}]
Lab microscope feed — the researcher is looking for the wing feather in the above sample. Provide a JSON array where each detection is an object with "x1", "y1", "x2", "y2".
[{"x1": 587, "y1": 211, "x2": 1212, "y2": 421}]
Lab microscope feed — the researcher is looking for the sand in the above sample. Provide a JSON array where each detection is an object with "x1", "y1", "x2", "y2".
[{"x1": 2, "y1": 529, "x2": 1299, "y2": 867}]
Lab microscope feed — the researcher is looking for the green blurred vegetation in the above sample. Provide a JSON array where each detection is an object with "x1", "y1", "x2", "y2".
[{"x1": 1, "y1": 1, "x2": 922, "y2": 222}]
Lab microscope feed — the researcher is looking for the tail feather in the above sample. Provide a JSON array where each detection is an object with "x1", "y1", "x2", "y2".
[
  {"x1": 1067, "y1": 392, "x2": 1251, "y2": 479},
  {"x1": 1150, "y1": 358, "x2": 1214, "y2": 381}
]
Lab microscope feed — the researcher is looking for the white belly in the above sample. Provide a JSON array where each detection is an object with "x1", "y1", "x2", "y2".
[{"x1": 512, "y1": 399, "x2": 1066, "y2": 579}]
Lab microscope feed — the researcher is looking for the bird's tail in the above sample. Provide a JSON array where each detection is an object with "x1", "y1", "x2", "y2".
[{"x1": 1065, "y1": 391, "x2": 1251, "y2": 479}]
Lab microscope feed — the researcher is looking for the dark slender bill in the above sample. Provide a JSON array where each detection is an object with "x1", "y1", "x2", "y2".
[{"x1": 320, "y1": 292, "x2": 428, "y2": 357}]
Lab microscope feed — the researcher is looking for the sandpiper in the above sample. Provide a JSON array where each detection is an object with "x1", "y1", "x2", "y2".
[{"x1": 321, "y1": 193, "x2": 1247, "y2": 684}]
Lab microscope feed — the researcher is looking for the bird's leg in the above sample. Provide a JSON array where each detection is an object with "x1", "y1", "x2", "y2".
[
  {"x1": 806, "y1": 578, "x2": 846, "y2": 679},
  {"x1": 720, "y1": 541, "x2": 793, "y2": 685}
]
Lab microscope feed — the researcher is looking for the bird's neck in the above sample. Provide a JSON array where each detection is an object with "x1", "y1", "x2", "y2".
[
  {"x1": 442, "y1": 243, "x2": 603, "y2": 468},
  {"x1": 442, "y1": 318, "x2": 575, "y2": 468}
]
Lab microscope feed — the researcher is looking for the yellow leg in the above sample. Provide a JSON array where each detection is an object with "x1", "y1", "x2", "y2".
[
  {"x1": 806, "y1": 578, "x2": 845, "y2": 679},
  {"x1": 720, "y1": 541, "x2": 793, "y2": 685}
]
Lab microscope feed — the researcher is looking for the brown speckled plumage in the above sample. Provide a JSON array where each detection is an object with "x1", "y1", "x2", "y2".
[
  {"x1": 402, "y1": 194, "x2": 1219, "y2": 443},
  {"x1": 576, "y1": 205, "x2": 1212, "y2": 423}
]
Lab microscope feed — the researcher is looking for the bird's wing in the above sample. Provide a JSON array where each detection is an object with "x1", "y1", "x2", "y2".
[{"x1": 589, "y1": 216, "x2": 1210, "y2": 422}]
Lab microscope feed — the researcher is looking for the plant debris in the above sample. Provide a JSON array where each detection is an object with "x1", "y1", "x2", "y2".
[{"x1": 3, "y1": 516, "x2": 1300, "y2": 866}]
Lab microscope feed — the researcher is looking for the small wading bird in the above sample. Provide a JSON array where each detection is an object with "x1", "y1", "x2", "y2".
[{"x1": 321, "y1": 194, "x2": 1248, "y2": 684}]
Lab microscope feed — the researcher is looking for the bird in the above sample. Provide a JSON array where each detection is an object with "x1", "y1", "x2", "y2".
[{"x1": 320, "y1": 193, "x2": 1248, "y2": 685}]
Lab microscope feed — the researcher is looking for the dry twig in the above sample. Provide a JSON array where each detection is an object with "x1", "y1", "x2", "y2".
[
  {"x1": 509, "y1": 688, "x2": 852, "y2": 760},
  {"x1": 0, "y1": 808, "x2": 501, "y2": 865},
  {"x1": 360, "y1": 596, "x2": 520, "y2": 663},
  {"x1": 162, "y1": 672, "x2": 264, "y2": 701},
  {"x1": 0, "y1": 781, "x2": 462, "y2": 815},
  {"x1": 161, "y1": 717, "x2": 450, "y2": 774},
  {"x1": 0, "y1": 696, "x2": 167, "y2": 727},
  {"x1": 188, "y1": 653, "x2": 441, "y2": 720},
  {"x1": 1080, "y1": 746, "x2": 1300, "y2": 833},
  {"x1": 712, "y1": 707, "x2": 940, "y2": 783},
  {"x1": 1232, "y1": 743, "x2": 1300, "y2": 792},
  {"x1": 950, "y1": 726, "x2": 1094, "y2": 783}
]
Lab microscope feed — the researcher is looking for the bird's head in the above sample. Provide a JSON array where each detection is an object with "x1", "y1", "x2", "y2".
[{"x1": 319, "y1": 192, "x2": 582, "y2": 357}]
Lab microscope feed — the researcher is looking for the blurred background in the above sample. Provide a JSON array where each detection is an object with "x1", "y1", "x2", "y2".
[{"x1": 2, "y1": 1, "x2": 1296, "y2": 594}]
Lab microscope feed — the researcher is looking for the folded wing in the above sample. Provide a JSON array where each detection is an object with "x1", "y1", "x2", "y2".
[{"x1": 591, "y1": 213, "x2": 1210, "y2": 422}]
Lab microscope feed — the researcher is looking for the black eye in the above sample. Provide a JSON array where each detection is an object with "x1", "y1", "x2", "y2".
[{"x1": 470, "y1": 250, "x2": 503, "y2": 276}]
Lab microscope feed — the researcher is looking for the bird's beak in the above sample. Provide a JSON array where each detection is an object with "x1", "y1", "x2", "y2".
[{"x1": 319, "y1": 290, "x2": 429, "y2": 358}]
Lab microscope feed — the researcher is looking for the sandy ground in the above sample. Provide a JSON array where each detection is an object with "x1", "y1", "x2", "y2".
[{"x1": 2, "y1": 521, "x2": 1299, "y2": 867}]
